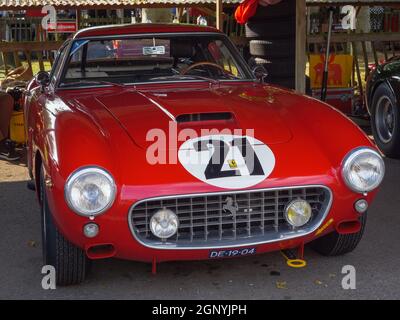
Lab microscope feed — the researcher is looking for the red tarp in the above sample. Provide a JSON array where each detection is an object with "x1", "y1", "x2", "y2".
[
  {"x1": 235, "y1": 0, "x2": 283, "y2": 25},
  {"x1": 235, "y1": 0, "x2": 259, "y2": 25}
]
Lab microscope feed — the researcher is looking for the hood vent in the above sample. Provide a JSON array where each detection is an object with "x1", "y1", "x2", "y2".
[{"x1": 176, "y1": 112, "x2": 233, "y2": 123}]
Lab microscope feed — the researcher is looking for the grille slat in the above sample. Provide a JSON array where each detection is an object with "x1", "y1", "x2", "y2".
[{"x1": 129, "y1": 186, "x2": 331, "y2": 248}]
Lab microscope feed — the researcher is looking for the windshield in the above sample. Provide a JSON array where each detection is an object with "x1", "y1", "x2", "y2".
[{"x1": 59, "y1": 34, "x2": 254, "y2": 87}]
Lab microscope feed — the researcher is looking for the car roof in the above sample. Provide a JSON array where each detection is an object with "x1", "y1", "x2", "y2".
[{"x1": 74, "y1": 23, "x2": 222, "y2": 39}]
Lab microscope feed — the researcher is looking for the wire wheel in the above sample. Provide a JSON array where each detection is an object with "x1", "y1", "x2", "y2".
[{"x1": 375, "y1": 95, "x2": 396, "y2": 144}]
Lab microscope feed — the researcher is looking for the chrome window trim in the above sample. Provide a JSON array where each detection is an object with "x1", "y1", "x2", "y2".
[
  {"x1": 126, "y1": 79, "x2": 256, "y2": 86},
  {"x1": 58, "y1": 84, "x2": 115, "y2": 90},
  {"x1": 57, "y1": 79, "x2": 257, "y2": 91},
  {"x1": 54, "y1": 40, "x2": 74, "y2": 90},
  {"x1": 50, "y1": 39, "x2": 71, "y2": 85},
  {"x1": 75, "y1": 31, "x2": 234, "y2": 42},
  {"x1": 57, "y1": 31, "x2": 255, "y2": 89},
  {"x1": 127, "y1": 185, "x2": 333, "y2": 250}
]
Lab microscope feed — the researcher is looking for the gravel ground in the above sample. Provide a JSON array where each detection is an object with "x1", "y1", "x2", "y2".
[{"x1": 0, "y1": 153, "x2": 399, "y2": 300}]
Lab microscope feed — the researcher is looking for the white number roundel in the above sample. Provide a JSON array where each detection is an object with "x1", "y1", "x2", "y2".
[{"x1": 178, "y1": 135, "x2": 275, "y2": 189}]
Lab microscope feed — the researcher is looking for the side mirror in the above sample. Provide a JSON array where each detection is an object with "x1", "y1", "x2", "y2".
[
  {"x1": 35, "y1": 71, "x2": 50, "y2": 92},
  {"x1": 252, "y1": 65, "x2": 268, "y2": 83}
]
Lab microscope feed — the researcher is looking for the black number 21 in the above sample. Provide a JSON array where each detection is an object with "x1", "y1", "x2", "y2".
[{"x1": 194, "y1": 137, "x2": 264, "y2": 180}]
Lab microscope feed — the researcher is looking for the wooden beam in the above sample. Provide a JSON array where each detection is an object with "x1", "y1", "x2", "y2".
[
  {"x1": 216, "y1": 0, "x2": 223, "y2": 31},
  {"x1": 0, "y1": 3, "x2": 238, "y2": 11},
  {"x1": 13, "y1": 51, "x2": 21, "y2": 67},
  {"x1": 296, "y1": 0, "x2": 307, "y2": 94},
  {"x1": 0, "y1": 41, "x2": 64, "y2": 52},
  {"x1": 308, "y1": 32, "x2": 400, "y2": 44},
  {"x1": 176, "y1": 7, "x2": 184, "y2": 22},
  {"x1": 306, "y1": 1, "x2": 400, "y2": 7},
  {"x1": 76, "y1": 9, "x2": 81, "y2": 30},
  {"x1": 352, "y1": 41, "x2": 364, "y2": 98},
  {"x1": 194, "y1": 6, "x2": 217, "y2": 18}
]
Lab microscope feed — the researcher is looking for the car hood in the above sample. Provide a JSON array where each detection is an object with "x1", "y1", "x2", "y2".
[
  {"x1": 78, "y1": 84, "x2": 294, "y2": 149},
  {"x1": 58, "y1": 83, "x2": 372, "y2": 192}
]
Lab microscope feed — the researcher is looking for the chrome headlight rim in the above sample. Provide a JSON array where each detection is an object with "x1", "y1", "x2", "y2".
[
  {"x1": 341, "y1": 147, "x2": 385, "y2": 194},
  {"x1": 65, "y1": 166, "x2": 117, "y2": 217},
  {"x1": 150, "y1": 209, "x2": 179, "y2": 239},
  {"x1": 284, "y1": 199, "x2": 313, "y2": 228}
]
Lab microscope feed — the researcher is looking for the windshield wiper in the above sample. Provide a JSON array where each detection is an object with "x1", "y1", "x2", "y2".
[
  {"x1": 150, "y1": 74, "x2": 221, "y2": 84},
  {"x1": 60, "y1": 80, "x2": 127, "y2": 88}
]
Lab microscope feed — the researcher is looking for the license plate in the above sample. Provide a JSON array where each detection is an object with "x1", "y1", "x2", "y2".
[{"x1": 209, "y1": 247, "x2": 257, "y2": 259}]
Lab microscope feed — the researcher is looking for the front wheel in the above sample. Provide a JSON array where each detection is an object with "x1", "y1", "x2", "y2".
[
  {"x1": 310, "y1": 213, "x2": 367, "y2": 256},
  {"x1": 40, "y1": 167, "x2": 89, "y2": 286},
  {"x1": 371, "y1": 83, "x2": 400, "y2": 158}
]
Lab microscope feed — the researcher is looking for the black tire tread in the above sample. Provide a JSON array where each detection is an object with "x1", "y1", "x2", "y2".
[
  {"x1": 55, "y1": 230, "x2": 87, "y2": 286},
  {"x1": 248, "y1": 0, "x2": 296, "y2": 20},
  {"x1": 41, "y1": 167, "x2": 87, "y2": 286},
  {"x1": 249, "y1": 39, "x2": 295, "y2": 59},
  {"x1": 311, "y1": 213, "x2": 367, "y2": 256},
  {"x1": 245, "y1": 21, "x2": 295, "y2": 40},
  {"x1": 370, "y1": 82, "x2": 400, "y2": 158}
]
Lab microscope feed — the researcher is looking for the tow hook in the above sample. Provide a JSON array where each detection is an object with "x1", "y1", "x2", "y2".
[
  {"x1": 280, "y1": 243, "x2": 307, "y2": 269},
  {"x1": 152, "y1": 256, "x2": 157, "y2": 275}
]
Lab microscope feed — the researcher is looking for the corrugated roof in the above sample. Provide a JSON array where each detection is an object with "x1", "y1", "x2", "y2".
[
  {"x1": 1, "y1": 0, "x2": 398, "y2": 10},
  {"x1": 307, "y1": 0, "x2": 400, "y2": 5},
  {"x1": 0, "y1": 0, "x2": 243, "y2": 10}
]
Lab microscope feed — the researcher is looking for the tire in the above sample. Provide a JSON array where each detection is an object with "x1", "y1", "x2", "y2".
[
  {"x1": 248, "y1": 56, "x2": 271, "y2": 67},
  {"x1": 249, "y1": 40, "x2": 272, "y2": 57},
  {"x1": 311, "y1": 213, "x2": 367, "y2": 256},
  {"x1": 245, "y1": 19, "x2": 295, "y2": 39},
  {"x1": 264, "y1": 59, "x2": 296, "y2": 78},
  {"x1": 370, "y1": 82, "x2": 400, "y2": 158},
  {"x1": 40, "y1": 167, "x2": 88, "y2": 286},
  {"x1": 249, "y1": 39, "x2": 295, "y2": 59},
  {"x1": 249, "y1": 0, "x2": 296, "y2": 20}
]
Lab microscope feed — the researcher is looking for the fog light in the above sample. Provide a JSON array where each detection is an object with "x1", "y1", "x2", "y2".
[
  {"x1": 354, "y1": 199, "x2": 368, "y2": 213},
  {"x1": 83, "y1": 223, "x2": 99, "y2": 238},
  {"x1": 150, "y1": 209, "x2": 179, "y2": 239},
  {"x1": 285, "y1": 199, "x2": 312, "y2": 227}
]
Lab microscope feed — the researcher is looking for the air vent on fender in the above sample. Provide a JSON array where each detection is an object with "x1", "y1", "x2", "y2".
[{"x1": 176, "y1": 112, "x2": 233, "y2": 123}]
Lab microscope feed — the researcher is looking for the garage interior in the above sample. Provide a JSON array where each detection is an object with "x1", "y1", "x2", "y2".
[{"x1": 0, "y1": 0, "x2": 400, "y2": 299}]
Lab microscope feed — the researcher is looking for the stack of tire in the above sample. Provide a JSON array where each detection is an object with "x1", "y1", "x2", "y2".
[{"x1": 246, "y1": 0, "x2": 296, "y2": 89}]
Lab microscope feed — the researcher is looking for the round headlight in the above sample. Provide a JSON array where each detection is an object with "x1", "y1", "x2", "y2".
[
  {"x1": 65, "y1": 167, "x2": 116, "y2": 217},
  {"x1": 150, "y1": 209, "x2": 179, "y2": 239},
  {"x1": 342, "y1": 148, "x2": 385, "y2": 193},
  {"x1": 285, "y1": 199, "x2": 312, "y2": 228}
]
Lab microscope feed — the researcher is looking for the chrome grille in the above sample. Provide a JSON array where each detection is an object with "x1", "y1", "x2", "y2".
[{"x1": 129, "y1": 186, "x2": 332, "y2": 249}]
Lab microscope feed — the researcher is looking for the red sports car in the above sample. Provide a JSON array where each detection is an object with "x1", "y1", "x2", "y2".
[{"x1": 25, "y1": 24, "x2": 385, "y2": 285}]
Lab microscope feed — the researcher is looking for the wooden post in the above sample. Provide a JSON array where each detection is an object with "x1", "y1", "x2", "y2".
[
  {"x1": 216, "y1": 0, "x2": 223, "y2": 31},
  {"x1": 37, "y1": 51, "x2": 45, "y2": 71},
  {"x1": 13, "y1": 51, "x2": 21, "y2": 68},
  {"x1": 352, "y1": 42, "x2": 364, "y2": 98},
  {"x1": 177, "y1": 7, "x2": 184, "y2": 23},
  {"x1": 295, "y1": 0, "x2": 306, "y2": 93},
  {"x1": 76, "y1": 9, "x2": 81, "y2": 30},
  {"x1": 1, "y1": 52, "x2": 9, "y2": 75}
]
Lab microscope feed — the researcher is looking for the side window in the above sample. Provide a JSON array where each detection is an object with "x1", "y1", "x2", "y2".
[{"x1": 50, "y1": 42, "x2": 70, "y2": 85}]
